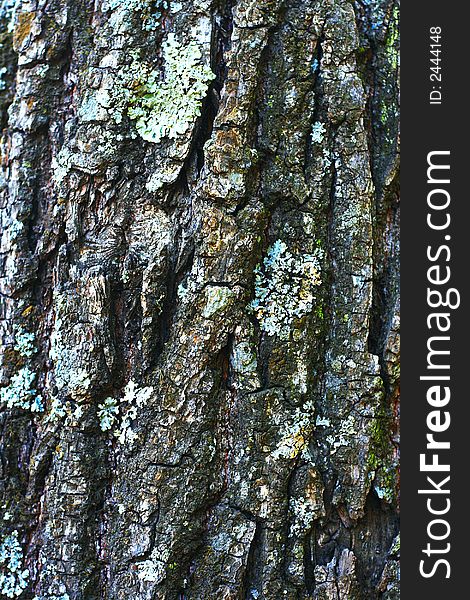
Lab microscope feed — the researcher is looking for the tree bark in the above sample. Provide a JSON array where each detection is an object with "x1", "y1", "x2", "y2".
[{"x1": 0, "y1": 0, "x2": 399, "y2": 598}]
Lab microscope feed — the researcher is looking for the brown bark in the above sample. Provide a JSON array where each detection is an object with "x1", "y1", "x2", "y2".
[{"x1": 0, "y1": 0, "x2": 399, "y2": 598}]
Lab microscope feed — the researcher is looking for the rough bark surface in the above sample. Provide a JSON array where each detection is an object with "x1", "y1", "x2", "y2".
[{"x1": 0, "y1": 0, "x2": 399, "y2": 598}]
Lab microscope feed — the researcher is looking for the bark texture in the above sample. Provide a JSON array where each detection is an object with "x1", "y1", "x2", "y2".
[{"x1": 0, "y1": 0, "x2": 399, "y2": 598}]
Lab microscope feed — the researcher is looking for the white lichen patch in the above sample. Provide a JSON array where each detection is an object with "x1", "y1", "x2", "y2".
[
  {"x1": 1, "y1": 217, "x2": 24, "y2": 245},
  {"x1": 292, "y1": 357, "x2": 308, "y2": 394},
  {"x1": 326, "y1": 414, "x2": 357, "y2": 455},
  {"x1": 33, "y1": 594, "x2": 70, "y2": 600},
  {"x1": 103, "y1": 0, "x2": 169, "y2": 31},
  {"x1": 135, "y1": 544, "x2": 170, "y2": 584},
  {"x1": 2, "y1": 508, "x2": 12, "y2": 522},
  {"x1": 145, "y1": 172, "x2": 175, "y2": 193},
  {"x1": 98, "y1": 380, "x2": 154, "y2": 445},
  {"x1": 321, "y1": 148, "x2": 332, "y2": 170},
  {"x1": 126, "y1": 208, "x2": 171, "y2": 265},
  {"x1": 230, "y1": 340, "x2": 258, "y2": 385},
  {"x1": 31, "y1": 564, "x2": 70, "y2": 600},
  {"x1": 98, "y1": 397, "x2": 119, "y2": 432},
  {"x1": 209, "y1": 520, "x2": 256, "y2": 557},
  {"x1": 310, "y1": 121, "x2": 326, "y2": 144},
  {"x1": 44, "y1": 395, "x2": 84, "y2": 426},
  {"x1": 251, "y1": 240, "x2": 324, "y2": 339},
  {"x1": 50, "y1": 147, "x2": 74, "y2": 184},
  {"x1": 289, "y1": 497, "x2": 316, "y2": 536},
  {"x1": 271, "y1": 400, "x2": 315, "y2": 460},
  {"x1": 126, "y1": 33, "x2": 215, "y2": 144},
  {"x1": 0, "y1": 66, "x2": 7, "y2": 91},
  {"x1": 33, "y1": 591, "x2": 70, "y2": 600},
  {"x1": 0, "y1": 530, "x2": 29, "y2": 598},
  {"x1": 49, "y1": 296, "x2": 92, "y2": 398}
]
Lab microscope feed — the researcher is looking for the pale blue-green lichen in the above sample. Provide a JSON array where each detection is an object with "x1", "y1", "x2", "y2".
[
  {"x1": 0, "y1": 366, "x2": 43, "y2": 412},
  {"x1": 251, "y1": 240, "x2": 324, "y2": 339},
  {"x1": 44, "y1": 398, "x2": 83, "y2": 425},
  {"x1": 47, "y1": 296, "x2": 92, "y2": 419},
  {"x1": 0, "y1": 0, "x2": 19, "y2": 34},
  {"x1": 1, "y1": 508, "x2": 12, "y2": 522},
  {"x1": 202, "y1": 286, "x2": 234, "y2": 318},
  {"x1": 3, "y1": 217, "x2": 24, "y2": 242},
  {"x1": 310, "y1": 121, "x2": 326, "y2": 144},
  {"x1": 126, "y1": 33, "x2": 215, "y2": 143},
  {"x1": 98, "y1": 397, "x2": 119, "y2": 432},
  {"x1": 1, "y1": 327, "x2": 43, "y2": 412},
  {"x1": 230, "y1": 340, "x2": 258, "y2": 383},
  {"x1": 13, "y1": 325, "x2": 36, "y2": 358},
  {"x1": 45, "y1": 397, "x2": 67, "y2": 422},
  {"x1": 0, "y1": 530, "x2": 29, "y2": 598}
]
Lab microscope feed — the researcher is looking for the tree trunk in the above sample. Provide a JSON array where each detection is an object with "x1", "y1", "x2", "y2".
[{"x1": 0, "y1": 0, "x2": 399, "y2": 598}]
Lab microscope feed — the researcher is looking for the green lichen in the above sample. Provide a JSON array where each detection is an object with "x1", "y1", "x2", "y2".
[
  {"x1": 386, "y1": 6, "x2": 399, "y2": 72},
  {"x1": 126, "y1": 33, "x2": 215, "y2": 143},
  {"x1": 251, "y1": 240, "x2": 324, "y2": 339}
]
